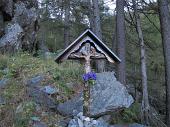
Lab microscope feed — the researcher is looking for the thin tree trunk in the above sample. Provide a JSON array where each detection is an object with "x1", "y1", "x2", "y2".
[
  {"x1": 87, "y1": 0, "x2": 94, "y2": 31},
  {"x1": 158, "y1": 0, "x2": 170, "y2": 126},
  {"x1": 116, "y1": 0, "x2": 126, "y2": 84},
  {"x1": 64, "y1": 0, "x2": 70, "y2": 48},
  {"x1": 132, "y1": 0, "x2": 150, "y2": 125},
  {"x1": 112, "y1": 27, "x2": 116, "y2": 53},
  {"x1": 0, "y1": 11, "x2": 4, "y2": 37},
  {"x1": 92, "y1": 0, "x2": 105, "y2": 72}
]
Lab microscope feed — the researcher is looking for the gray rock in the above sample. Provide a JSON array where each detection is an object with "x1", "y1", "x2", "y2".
[
  {"x1": 13, "y1": 1, "x2": 38, "y2": 27},
  {"x1": 0, "y1": 23, "x2": 23, "y2": 52},
  {"x1": 28, "y1": 87, "x2": 58, "y2": 109},
  {"x1": 40, "y1": 85, "x2": 59, "y2": 95},
  {"x1": 57, "y1": 93, "x2": 83, "y2": 117},
  {"x1": 97, "y1": 115, "x2": 112, "y2": 124},
  {"x1": 33, "y1": 122, "x2": 48, "y2": 127},
  {"x1": 129, "y1": 123, "x2": 146, "y2": 127},
  {"x1": 26, "y1": 75, "x2": 44, "y2": 87},
  {"x1": 68, "y1": 112, "x2": 109, "y2": 127},
  {"x1": 0, "y1": 96, "x2": 6, "y2": 105},
  {"x1": 0, "y1": 78, "x2": 9, "y2": 89},
  {"x1": 0, "y1": 0, "x2": 39, "y2": 53},
  {"x1": 57, "y1": 72, "x2": 134, "y2": 117},
  {"x1": 26, "y1": 75, "x2": 58, "y2": 109},
  {"x1": 12, "y1": 1, "x2": 38, "y2": 51},
  {"x1": 57, "y1": 118, "x2": 71, "y2": 127},
  {"x1": 3, "y1": 0, "x2": 13, "y2": 16}
]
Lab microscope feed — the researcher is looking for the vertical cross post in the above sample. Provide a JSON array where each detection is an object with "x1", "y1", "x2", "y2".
[{"x1": 83, "y1": 54, "x2": 91, "y2": 116}]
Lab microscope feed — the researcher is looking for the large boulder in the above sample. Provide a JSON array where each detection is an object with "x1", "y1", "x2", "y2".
[
  {"x1": 0, "y1": 0, "x2": 39, "y2": 53},
  {"x1": 28, "y1": 87, "x2": 58, "y2": 109},
  {"x1": 13, "y1": 1, "x2": 38, "y2": 27},
  {"x1": 0, "y1": 23, "x2": 23, "y2": 52},
  {"x1": 57, "y1": 72, "x2": 134, "y2": 117},
  {"x1": 13, "y1": 1, "x2": 38, "y2": 51}
]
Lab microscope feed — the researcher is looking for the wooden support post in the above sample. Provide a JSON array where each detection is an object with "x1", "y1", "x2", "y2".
[{"x1": 83, "y1": 55, "x2": 91, "y2": 116}]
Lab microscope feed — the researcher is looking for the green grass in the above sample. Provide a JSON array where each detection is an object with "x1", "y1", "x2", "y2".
[
  {"x1": 0, "y1": 52, "x2": 83, "y2": 87},
  {"x1": 111, "y1": 102, "x2": 141, "y2": 124},
  {"x1": 0, "y1": 52, "x2": 84, "y2": 127}
]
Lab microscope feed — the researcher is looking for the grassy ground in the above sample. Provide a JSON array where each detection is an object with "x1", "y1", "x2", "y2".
[
  {"x1": 0, "y1": 53, "x2": 84, "y2": 127},
  {"x1": 0, "y1": 53, "x2": 142, "y2": 127}
]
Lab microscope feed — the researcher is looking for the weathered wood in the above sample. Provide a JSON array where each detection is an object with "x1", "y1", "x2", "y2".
[
  {"x1": 84, "y1": 53, "x2": 91, "y2": 116},
  {"x1": 55, "y1": 30, "x2": 121, "y2": 63},
  {"x1": 55, "y1": 29, "x2": 121, "y2": 117},
  {"x1": 70, "y1": 42, "x2": 103, "y2": 116}
]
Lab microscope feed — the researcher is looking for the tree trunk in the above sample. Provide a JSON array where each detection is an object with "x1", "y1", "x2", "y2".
[
  {"x1": 158, "y1": 0, "x2": 170, "y2": 126},
  {"x1": 132, "y1": 0, "x2": 150, "y2": 125},
  {"x1": 87, "y1": 0, "x2": 94, "y2": 31},
  {"x1": 116, "y1": 0, "x2": 126, "y2": 84},
  {"x1": 112, "y1": 27, "x2": 117, "y2": 53},
  {"x1": 0, "y1": 11, "x2": 4, "y2": 37},
  {"x1": 92, "y1": 0, "x2": 105, "y2": 72},
  {"x1": 64, "y1": 0, "x2": 70, "y2": 48}
]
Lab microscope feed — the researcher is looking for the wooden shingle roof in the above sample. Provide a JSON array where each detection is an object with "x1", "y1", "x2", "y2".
[{"x1": 55, "y1": 29, "x2": 121, "y2": 63}]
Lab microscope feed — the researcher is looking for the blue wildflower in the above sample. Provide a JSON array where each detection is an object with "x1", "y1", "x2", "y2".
[
  {"x1": 83, "y1": 74, "x2": 89, "y2": 81},
  {"x1": 82, "y1": 72, "x2": 97, "y2": 81}
]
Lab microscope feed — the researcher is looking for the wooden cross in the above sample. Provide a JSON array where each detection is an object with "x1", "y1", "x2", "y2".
[
  {"x1": 69, "y1": 42, "x2": 105, "y2": 116},
  {"x1": 55, "y1": 29, "x2": 121, "y2": 116}
]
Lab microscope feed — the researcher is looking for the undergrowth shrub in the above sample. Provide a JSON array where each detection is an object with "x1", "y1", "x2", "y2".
[
  {"x1": 15, "y1": 101, "x2": 36, "y2": 127},
  {"x1": 111, "y1": 102, "x2": 141, "y2": 124}
]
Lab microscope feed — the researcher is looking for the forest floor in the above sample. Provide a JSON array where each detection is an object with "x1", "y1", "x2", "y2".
[{"x1": 0, "y1": 52, "x2": 152, "y2": 127}]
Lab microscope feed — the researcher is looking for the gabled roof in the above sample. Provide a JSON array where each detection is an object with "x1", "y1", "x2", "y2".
[{"x1": 55, "y1": 29, "x2": 121, "y2": 63}]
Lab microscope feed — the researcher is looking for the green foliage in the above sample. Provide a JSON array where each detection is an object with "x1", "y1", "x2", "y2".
[
  {"x1": 15, "y1": 101, "x2": 36, "y2": 127},
  {"x1": 0, "y1": 52, "x2": 83, "y2": 98},
  {"x1": 111, "y1": 103, "x2": 141, "y2": 124},
  {"x1": 2, "y1": 81, "x2": 23, "y2": 99},
  {"x1": 51, "y1": 61, "x2": 84, "y2": 95},
  {"x1": 0, "y1": 54, "x2": 8, "y2": 70},
  {"x1": 0, "y1": 52, "x2": 85, "y2": 126}
]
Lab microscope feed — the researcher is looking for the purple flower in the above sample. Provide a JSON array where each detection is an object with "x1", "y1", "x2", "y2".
[
  {"x1": 82, "y1": 72, "x2": 97, "y2": 81},
  {"x1": 83, "y1": 74, "x2": 89, "y2": 81}
]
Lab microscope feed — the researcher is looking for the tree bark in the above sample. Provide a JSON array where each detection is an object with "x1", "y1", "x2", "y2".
[
  {"x1": 87, "y1": 0, "x2": 94, "y2": 31},
  {"x1": 158, "y1": 0, "x2": 170, "y2": 126},
  {"x1": 64, "y1": 0, "x2": 70, "y2": 48},
  {"x1": 92, "y1": 0, "x2": 105, "y2": 72},
  {"x1": 0, "y1": 11, "x2": 4, "y2": 37},
  {"x1": 132, "y1": 0, "x2": 150, "y2": 125},
  {"x1": 116, "y1": 0, "x2": 126, "y2": 84}
]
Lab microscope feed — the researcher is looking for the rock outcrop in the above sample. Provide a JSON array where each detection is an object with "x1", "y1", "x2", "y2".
[
  {"x1": 0, "y1": 0, "x2": 39, "y2": 53},
  {"x1": 57, "y1": 72, "x2": 134, "y2": 117},
  {"x1": 26, "y1": 75, "x2": 58, "y2": 110}
]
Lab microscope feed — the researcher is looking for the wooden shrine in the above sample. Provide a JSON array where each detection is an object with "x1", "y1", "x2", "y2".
[{"x1": 55, "y1": 29, "x2": 121, "y2": 116}]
